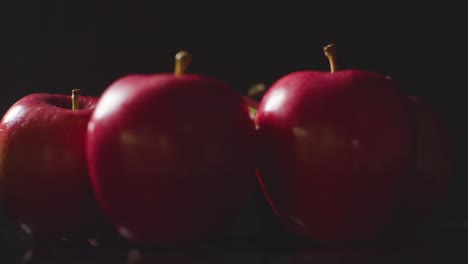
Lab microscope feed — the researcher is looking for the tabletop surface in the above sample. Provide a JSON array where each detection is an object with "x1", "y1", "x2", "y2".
[
  {"x1": 2, "y1": 186, "x2": 468, "y2": 263},
  {"x1": 2, "y1": 228, "x2": 468, "y2": 264},
  {"x1": 2, "y1": 242, "x2": 468, "y2": 264},
  {"x1": 2, "y1": 201, "x2": 468, "y2": 264}
]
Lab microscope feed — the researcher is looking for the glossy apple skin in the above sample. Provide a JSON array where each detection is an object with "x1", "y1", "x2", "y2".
[
  {"x1": 255, "y1": 69, "x2": 415, "y2": 242},
  {"x1": 0, "y1": 93, "x2": 105, "y2": 239},
  {"x1": 395, "y1": 96, "x2": 453, "y2": 231},
  {"x1": 86, "y1": 73, "x2": 257, "y2": 245}
]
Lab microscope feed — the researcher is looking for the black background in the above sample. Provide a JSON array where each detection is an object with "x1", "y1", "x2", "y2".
[
  {"x1": 1, "y1": 0, "x2": 468, "y2": 259},
  {"x1": 2, "y1": 1, "x2": 467, "y2": 109}
]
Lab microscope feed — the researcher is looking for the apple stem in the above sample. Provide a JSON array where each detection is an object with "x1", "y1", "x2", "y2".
[
  {"x1": 174, "y1": 50, "x2": 192, "y2": 76},
  {"x1": 323, "y1": 43, "x2": 337, "y2": 73},
  {"x1": 72, "y1": 89, "x2": 80, "y2": 110},
  {"x1": 247, "y1": 83, "x2": 266, "y2": 98}
]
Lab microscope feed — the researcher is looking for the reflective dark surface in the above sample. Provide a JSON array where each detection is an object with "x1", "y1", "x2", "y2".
[
  {"x1": 2, "y1": 181, "x2": 468, "y2": 263},
  {"x1": 2, "y1": 220, "x2": 468, "y2": 264},
  {"x1": 2, "y1": 239, "x2": 468, "y2": 264}
]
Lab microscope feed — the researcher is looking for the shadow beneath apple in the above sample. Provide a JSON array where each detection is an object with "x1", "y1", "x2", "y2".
[
  {"x1": 218, "y1": 179, "x2": 306, "y2": 250},
  {"x1": 2, "y1": 180, "x2": 468, "y2": 263}
]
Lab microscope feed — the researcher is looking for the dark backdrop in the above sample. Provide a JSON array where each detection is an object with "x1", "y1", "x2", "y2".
[
  {"x1": 1, "y1": 0, "x2": 468, "y2": 245},
  {"x1": 2, "y1": 1, "x2": 467, "y2": 108}
]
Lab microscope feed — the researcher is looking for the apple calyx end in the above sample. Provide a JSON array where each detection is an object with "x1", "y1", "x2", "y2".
[
  {"x1": 71, "y1": 89, "x2": 81, "y2": 110},
  {"x1": 174, "y1": 50, "x2": 192, "y2": 76},
  {"x1": 323, "y1": 43, "x2": 337, "y2": 73}
]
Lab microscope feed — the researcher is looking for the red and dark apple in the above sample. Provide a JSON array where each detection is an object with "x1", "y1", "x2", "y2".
[
  {"x1": 86, "y1": 51, "x2": 257, "y2": 245},
  {"x1": 255, "y1": 44, "x2": 416, "y2": 242},
  {"x1": 0, "y1": 90, "x2": 105, "y2": 239}
]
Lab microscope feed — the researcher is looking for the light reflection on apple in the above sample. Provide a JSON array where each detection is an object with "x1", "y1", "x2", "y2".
[
  {"x1": 1, "y1": 105, "x2": 26, "y2": 127},
  {"x1": 262, "y1": 88, "x2": 287, "y2": 113},
  {"x1": 91, "y1": 87, "x2": 128, "y2": 122}
]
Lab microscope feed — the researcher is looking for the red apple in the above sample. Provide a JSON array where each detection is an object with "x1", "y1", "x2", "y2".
[
  {"x1": 0, "y1": 90, "x2": 105, "y2": 240},
  {"x1": 86, "y1": 51, "x2": 257, "y2": 245},
  {"x1": 394, "y1": 96, "x2": 453, "y2": 231},
  {"x1": 255, "y1": 44, "x2": 415, "y2": 242}
]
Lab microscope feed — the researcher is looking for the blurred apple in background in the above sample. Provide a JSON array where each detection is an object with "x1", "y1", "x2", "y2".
[
  {"x1": 0, "y1": 90, "x2": 107, "y2": 241},
  {"x1": 392, "y1": 96, "x2": 453, "y2": 235},
  {"x1": 86, "y1": 51, "x2": 257, "y2": 245},
  {"x1": 255, "y1": 44, "x2": 415, "y2": 242}
]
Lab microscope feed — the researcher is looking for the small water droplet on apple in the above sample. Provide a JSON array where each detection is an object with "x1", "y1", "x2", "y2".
[{"x1": 126, "y1": 248, "x2": 142, "y2": 264}]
